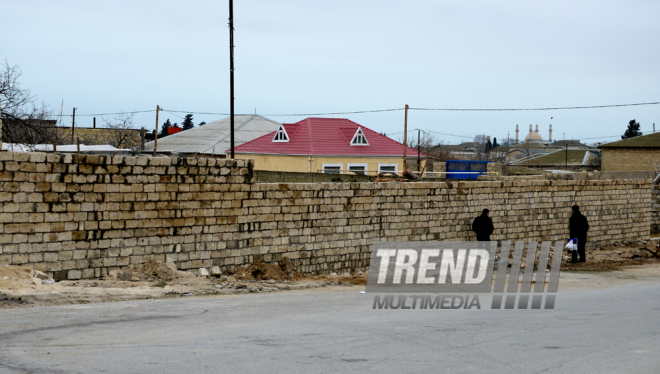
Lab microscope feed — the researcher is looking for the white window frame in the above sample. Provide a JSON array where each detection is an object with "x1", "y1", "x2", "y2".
[
  {"x1": 272, "y1": 125, "x2": 290, "y2": 142},
  {"x1": 378, "y1": 163, "x2": 398, "y2": 173},
  {"x1": 347, "y1": 163, "x2": 368, "y2": 175},
  {"x1": 322, "y1": 163, "x2": 343, "y2": 174},
  {"x1": 350, "y1": 127, "x2": 369, "y2": 146}
]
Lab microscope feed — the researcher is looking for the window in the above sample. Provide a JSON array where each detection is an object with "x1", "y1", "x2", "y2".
[
  {"x1": 272, "y1": 125, "x2": 289, "y2": 142},
  {"x1": 378, "y1": 163, "x2": 397, "y2": 173},
  {"x1": 347, "y1": 163, "x2": 368, "y2": 175},
  {"x1": 350, "y1": 128, "x2": 369, "y2": 146},
  {"x1": 322, "y1": 164, "x2": 343, "y2": 174}
]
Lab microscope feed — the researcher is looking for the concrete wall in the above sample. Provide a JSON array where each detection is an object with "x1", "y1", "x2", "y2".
[
  {"x1": 56, "y1": 127, "x2": 143, "y2": 149},
  {"x1": 601, "y1": 148, "x2": 660, "y2": 172},
  {"x1": 0, "y1": 151, "x2": 652, "y2": 280}
]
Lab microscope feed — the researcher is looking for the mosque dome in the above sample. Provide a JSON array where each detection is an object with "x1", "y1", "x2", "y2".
[
  {"x1": 525, "y1": 131, "x2": 543, "y2": 142},
  {"x1": 524, "y1": 124, "x2": 544, "y2": 142}
]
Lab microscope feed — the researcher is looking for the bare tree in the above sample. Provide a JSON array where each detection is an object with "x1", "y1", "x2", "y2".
[
  {"x1": 73, "y1": 112, "x2": 137, "y2": 149},
  {"x1": 0, "y1": 60, "x2": 58, "y2": 146},
  {"x1": 103, "y1": 112, "x2": 135, "y2": 149},
  {"x1": 473, "y1": 134, "x2": 487, "y2": 149}
]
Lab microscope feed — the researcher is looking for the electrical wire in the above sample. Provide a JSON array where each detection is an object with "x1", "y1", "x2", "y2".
[
  {"x1": 55, "y1": 100, "x2": 660, "y2": 117},
  {"x1": 58, "y1": 109, "x2": 156, "y2": 117},
  {"x1": 410, "y1": 101, "x2": 660, "y2": 111}
]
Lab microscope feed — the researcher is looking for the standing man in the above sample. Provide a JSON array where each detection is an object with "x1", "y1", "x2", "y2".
[
  {"x1": 472, "y1": 208, "x2": 494, "y2": 241},
  {"x1": 569, "y1": 205, "x2": 589, "y2": 263}
]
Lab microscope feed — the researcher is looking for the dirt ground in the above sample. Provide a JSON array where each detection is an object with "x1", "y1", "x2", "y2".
[
  {"x1": 0, "y1": 244, "x2": 658, "y2": 309},
  {"x1": 0, "y1": 259, "x2": 366, "y2": 309}
]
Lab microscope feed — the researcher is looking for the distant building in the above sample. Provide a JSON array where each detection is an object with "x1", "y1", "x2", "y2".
[
  {"x1": 231, "y1": 117, "x2": 424, "y2": 174},
  {"x1": 514, "y1": 124, "x2": 553, "y2": 143},
  {"x1": 56, "y1": 127, "x2": 144, "y2": 149},
  {"x1": 144, "y1": 115, "x2": 280, "y2": 156},
  {"x1": 511, "y1": 149, "x2": 600, "y2": 168},
  {"x1": 599, "y1": 132, "x2": 660, "y2": 171}
]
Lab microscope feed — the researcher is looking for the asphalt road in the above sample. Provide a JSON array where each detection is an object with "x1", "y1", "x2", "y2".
[{"x1": 0, "y1": 280, "x2": 659, "y2": 374}]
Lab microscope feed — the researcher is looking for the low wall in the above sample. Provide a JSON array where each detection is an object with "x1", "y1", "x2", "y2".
[{"x1": 0, "y1": 151, "x2": 652, "y2": 280}]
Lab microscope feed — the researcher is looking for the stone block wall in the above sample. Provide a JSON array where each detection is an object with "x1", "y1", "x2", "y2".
[
  {"x1": 0, "y1": 151, "x2": 652, "y2": 280},
  {"x1": 601, "y1": 148, "x2": 660, "y2": 172},
  {"x1": 653, "y1": 185, "x2": 660, "y2": 233}
]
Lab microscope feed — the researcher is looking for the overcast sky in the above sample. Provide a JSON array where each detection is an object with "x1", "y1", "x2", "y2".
[{"x1": 2, "y1": 0, "x2": 659, "y2": 144}]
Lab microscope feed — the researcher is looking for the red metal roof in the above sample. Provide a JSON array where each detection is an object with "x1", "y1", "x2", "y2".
[{"x1": 231, "y1": 117, "x2": 425, "y2": 157}]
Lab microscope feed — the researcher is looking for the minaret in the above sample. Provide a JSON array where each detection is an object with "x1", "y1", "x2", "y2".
[
  {"x1": 535, "y1": 124, "x2": 539, "y2": 133},
  {"x1": 515, "y1": 124, "x2": 519, "y2": 142},
  {"x1": 549, "y1": 124, "x2": 553, "y2": 142},
  {"x1": 529, "y1": 124, "x2": 533, "y2": 134}
]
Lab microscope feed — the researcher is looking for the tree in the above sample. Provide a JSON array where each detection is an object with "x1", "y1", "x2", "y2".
[
  {"x1": 473, "y1": 134, "x2": 487, "y2": 148},
  {"x1": 0, "y1": 60, "x2": 58, "y2": 146},
  {"x1": 486, "y1": 139, "x2": 493, "y2": 152},
  {"x1": 182, "y1": 114, "x2": 194, "y2": 131},
  {"x1": 102, "y1": 112, "x2": 135, "y2": 149},
  {"x1": 492, "y1": 137, "x2": 499, "y2": 149},
  {"x1": 622, "y1": 119, "x2": 642, "y2": 139},
  {"x1": 198, "y1": 121, "x2": 206, "y2": 127},
  {"x1": 160, "y1": 119, "x2": 172, "y2": 136}
]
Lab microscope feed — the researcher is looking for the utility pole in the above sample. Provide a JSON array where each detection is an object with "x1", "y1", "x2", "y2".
[
  {"x1": 153, "y1": 105, "x2": 160, "y2": 157},
  {"x1": 403, "y1": 104, "x2": 409, "y2": 173},
  {"x1": 564, "y1": 133, "x2": 567, "y2": 170},
  {"x1": 71, "y1": 108, "x2": 76, "y2": 144},
  {"x1": 417, "y1": 129, "x2": 421, "y2": 173},
  {"x1": 526, "y1": 139, "x2": 529, "y2": 168},
  {"x1": 229, "y1": 0, "x2": 235, "y2": 159}
]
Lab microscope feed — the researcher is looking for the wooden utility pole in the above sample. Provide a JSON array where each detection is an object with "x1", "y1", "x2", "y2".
[
  {"x1": 526, "y1": 139, "x2": 530, "y2": 168},
  {"x1": 403, "y1": 104, "x2": 408, "y2": 172},
  {"x1": 229, "y1": 0, "x2": 235, "y2": 159},
  {"x1": 417, "y1": 129, "x2": 421, "y2": 173},
  {"x1": 71, "y1": 108, "x2": 76, "y2": 143},
  {"x1": 153, "y1": 105, "x2": 160, "y2": 157},
  {"x1": 565, "y1": 134, "x2": 568, "y2": 170}
]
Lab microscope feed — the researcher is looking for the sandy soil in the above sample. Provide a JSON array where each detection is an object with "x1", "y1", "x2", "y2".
[{"x1": 1, "y1": 244, "x2": 658, "y2": 309}]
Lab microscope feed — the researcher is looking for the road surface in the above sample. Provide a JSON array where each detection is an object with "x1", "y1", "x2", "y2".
[{"x1": 0, "y1": 275, "x2": 659, "y2": 373}]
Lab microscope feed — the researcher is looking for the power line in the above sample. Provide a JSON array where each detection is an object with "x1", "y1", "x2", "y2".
[
  {"x1": 59, "y1": 109, "x2": 156, "y2": 117},
  {"x1": 54, "y1": 100, "x2": 660, "y2": 118},
  {"x1": 410, "y1": 101, "x2": 660, "y2": 111}
]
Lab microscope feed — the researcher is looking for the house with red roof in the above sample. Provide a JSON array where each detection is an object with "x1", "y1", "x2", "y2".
[{"x1": 230, "y1": 117, "x2": 425, "y2": 175}]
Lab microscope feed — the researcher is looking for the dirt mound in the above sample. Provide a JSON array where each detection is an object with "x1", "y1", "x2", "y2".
[
  {"x1": 230, "y1": 257, "x2": 301, "y2": 281},
  {"x1": 125, "y1": 260, "x2": 180, "y2": 282},
  {"x1": 561, "y1": 245, "x2": 660, "y2": 272},
  {"x1": 316, "y1": 273, "x2": 368, "y2": 285}
]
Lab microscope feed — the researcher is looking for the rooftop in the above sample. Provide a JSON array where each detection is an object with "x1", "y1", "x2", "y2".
[
  {"x1": 143, "y1": 115, "x2": 280, "y2": 155},
  {"x1": 598, "y1": 132, "x2": 660, "y2": 148},
  {"x1": 232, "y1": 117, "x2": 424, "y2": 157}
]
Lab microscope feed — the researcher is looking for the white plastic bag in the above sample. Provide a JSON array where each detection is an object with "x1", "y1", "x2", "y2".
[{"x1": 565, "y1": 239, "x2": 577, "y2": 252}]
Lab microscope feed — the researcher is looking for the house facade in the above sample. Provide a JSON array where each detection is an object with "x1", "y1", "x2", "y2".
[
  {"x1": 599, "y1": 132, "x2": 660, "y2": 172},
  {"x1": 231, "y1": 117, "x2": 425, "y2": 175}
]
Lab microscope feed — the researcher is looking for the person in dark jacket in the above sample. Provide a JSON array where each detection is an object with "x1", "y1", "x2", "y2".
[
  {"x1": 569, "y1": 205, "x2": 589, "y2": 263},
  {"x1": 472, "y1": 209, "x2": 494, "y2": 241}
]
